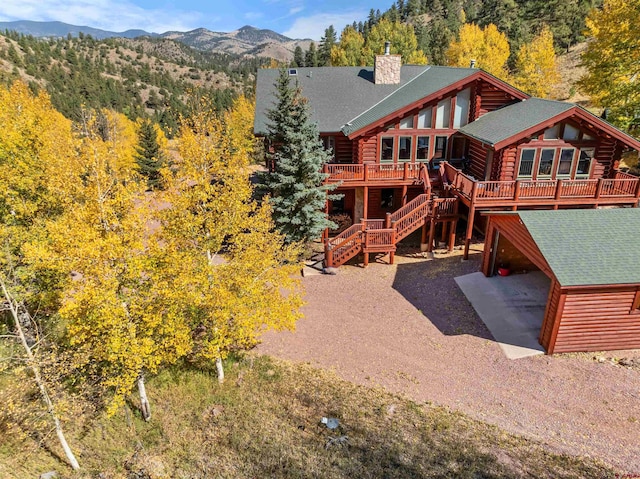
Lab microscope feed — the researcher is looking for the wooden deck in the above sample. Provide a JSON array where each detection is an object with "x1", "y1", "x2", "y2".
[
  {"x1": 441, "y1": 162, "x2": 640, "y2": 260},
  {"x1": 441, "y1": 162, "x2": 640, "y2": 208},
  {"x1": 323, "y1": 162, "x2": 431, "y2": 187}
]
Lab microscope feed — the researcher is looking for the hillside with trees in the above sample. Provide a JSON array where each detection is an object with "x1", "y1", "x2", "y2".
[{"x1": 0, "y1": 31, "x2": 266, "y2": 134}]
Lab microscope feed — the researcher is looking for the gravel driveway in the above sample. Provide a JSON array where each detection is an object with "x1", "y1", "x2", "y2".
[{"x1": 258, "y1": 251, "x2": 640, "y2": 473}]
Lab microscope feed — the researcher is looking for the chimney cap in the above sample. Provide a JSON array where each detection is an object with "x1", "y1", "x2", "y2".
[
  {"x1": 384, "y1": 41, "x2": 391, "y2": 55},
  {"x1": 469, "y1": 59, "x2": 476, "y2": 68}
]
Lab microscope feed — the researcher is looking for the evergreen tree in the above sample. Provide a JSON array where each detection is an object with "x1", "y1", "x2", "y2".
[
  {"x1": 319, "y1": 26, "x2": 337, "y2": 66},
  {"x1": 305, "y1": 42, "x2": 319, "y2": 67},
  {"x1": 262, "y1": 69, "x2": 338, "y2": 245},
  {"x1": 135, "y1": 119, "x2": 166, "y2": 189},
  {"x1": 293, "y1": 46, "x2": 304, "y2": 67}
]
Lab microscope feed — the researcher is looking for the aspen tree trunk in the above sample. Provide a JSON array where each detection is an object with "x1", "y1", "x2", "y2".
[
  {"x1": 137, "y1": 373, "x2": 151, "y2": 422},
  {"x1": 215, "y1": 357, "x2": 225, "y2": 384},
  {"x1": 1, "y1": 281, "x2": 80, "y2": 470}
]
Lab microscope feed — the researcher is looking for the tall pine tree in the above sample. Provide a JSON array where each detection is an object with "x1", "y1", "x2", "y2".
[
  {"x1": 135, "y1": 119, "x2": 166, "y2": 190},
  {"x1": 263, "y1": 69, "x2": 338, "y2": 245}
]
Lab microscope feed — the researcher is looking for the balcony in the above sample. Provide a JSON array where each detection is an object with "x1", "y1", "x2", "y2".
[
  {"x1": 323, "y1": 162, "x2": 430, "y2": 188},
  {"x1": 441, "y1": 162, "x2": 640, "y2": 208}
]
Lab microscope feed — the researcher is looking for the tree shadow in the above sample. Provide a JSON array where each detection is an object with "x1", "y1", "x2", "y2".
[{"x1": 391, "y1": 254, "x2": 494, "y2": 340}]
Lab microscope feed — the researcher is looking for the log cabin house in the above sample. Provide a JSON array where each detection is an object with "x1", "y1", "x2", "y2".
[
  {"x1": 254, "y1": 52, "x2": 640, "y2": 268},
  {"x1": 482, "y1": 209, "x2": 640, "y2": 353}
]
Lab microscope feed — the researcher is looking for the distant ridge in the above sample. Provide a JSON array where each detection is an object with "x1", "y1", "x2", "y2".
[
  {"x1": 0, "y1": 20, "x2": 311, "y2": 57},
  {"x1": 0, "y1": 20, "x2": 157, "y2": 39}
]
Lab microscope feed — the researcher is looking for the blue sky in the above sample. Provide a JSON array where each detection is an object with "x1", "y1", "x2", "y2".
[{"x1": 0, "y1": 0, "x2": 393, "y2": 40}]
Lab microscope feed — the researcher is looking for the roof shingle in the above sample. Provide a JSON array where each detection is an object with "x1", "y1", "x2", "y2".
[{"x1": 518, "y1": 208, "x2": 640, "y2": 287}]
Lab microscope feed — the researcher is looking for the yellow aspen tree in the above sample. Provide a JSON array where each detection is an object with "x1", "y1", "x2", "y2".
[
  {"x1": 158, "y1": 96, "x2": 303, "y2": 382},
  {"x1": 31, "y1": 119, "x2": 191, "y2": 419},
  {"x1": 513, "y1": 27, "x2": 560, "y2": 98},
  {"x1": 446, "y1": 23, "x2": 511, "y2": 80},
  {"x1": 579, "y1": 0, "x2": 640, "y2": 131},
  {"x1": 362, "y1": 18, "x2": 428, "y2": 65},
  {"x1": 0, "y1": 82, "x2": 81, "y2": 469},
  {"x1": 330, "y1": 27, "x2": 366, "y2": 66}
]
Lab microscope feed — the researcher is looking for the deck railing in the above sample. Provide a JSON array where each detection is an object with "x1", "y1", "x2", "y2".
[
  {"x1": 441, "y1": 162, "x2": 640, "y2": 205},
  {"x1": 324, "y1": 162, "x2": 426, "y2": 183}
]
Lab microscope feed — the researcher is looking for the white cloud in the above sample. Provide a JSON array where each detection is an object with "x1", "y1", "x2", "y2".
[
  {"x1": 283, "y1": 11, "x2": 365, "y2": 41},
  {"x1": 0, "y1": 0, "x2": 202, "y2": 33},
  {"x1": 289, "y1": 6, "x2": 304, "y2": 15}
]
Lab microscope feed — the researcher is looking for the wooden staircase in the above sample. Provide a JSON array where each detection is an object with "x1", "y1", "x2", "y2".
[{"x1": 325, "y1": 194, "x2": 451, "y2": 268}]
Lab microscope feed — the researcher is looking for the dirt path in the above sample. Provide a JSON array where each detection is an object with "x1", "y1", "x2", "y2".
[{"x1": 258, "y1": 251, "x2": 640, "y2": 473}]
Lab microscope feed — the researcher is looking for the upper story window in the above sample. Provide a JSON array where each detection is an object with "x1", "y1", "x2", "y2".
[
  {"x1": 417, "y1": 107, "x2": 432, "y2": 129},
  {"x1": 518, "y1": 149, "x2": 536, "y2": 177},
  {"x1": 399, "y1": 136, "x2": 412, "y2": 161},
  {"x1": 399, "y1": 116, "x2": 414, "y2": 129},
  {"x1": 543, "y1": 125, "x2": 560, "y2": 140},
  {"x1": 583, "y1": 132, "x2": 595, "y2": 141},
  {"x1": 435, "y1": 98, "x2": 451, "y2": 129},
  {"x1": 576, "y1": 147, "x2": 595, "y2": 178},
  {"x1": 538, "y1": 149, "x2": 556, "y2": 177},
  {"x1": 380, "y1": 137, "x2": 394, "y2": 162},
  {"x1": 562, "y1": 124, "x2": 580, "y2": 141},
  {"x1": 453, "y1": 88, "x2": 471, "y2": 128},
  {"x1": 557, "y1": 148, "x2": 576, "y2": 177},
  {"x1": 416, "y1": 136, "x2": 430, "y2": 161}
]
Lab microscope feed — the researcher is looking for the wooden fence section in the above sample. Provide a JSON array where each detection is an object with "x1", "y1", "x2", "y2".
[{"x1": 441, "y1": 162, "x2": 640, "y2": 207}]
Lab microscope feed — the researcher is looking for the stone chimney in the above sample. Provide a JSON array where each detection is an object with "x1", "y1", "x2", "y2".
[{"x1": 374, "y1": 41, "x2": 401, "y2": 85}]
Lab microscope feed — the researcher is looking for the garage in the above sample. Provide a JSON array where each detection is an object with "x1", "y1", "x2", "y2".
[{"x1": 479, "y1": 208, "x2": 640, "y2": 354}]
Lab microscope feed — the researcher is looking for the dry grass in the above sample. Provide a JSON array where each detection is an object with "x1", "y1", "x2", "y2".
[{"x1": 0, "y1": 356, "x2": 619, "y2": 478}]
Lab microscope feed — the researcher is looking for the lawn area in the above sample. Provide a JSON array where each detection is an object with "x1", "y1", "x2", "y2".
[{"x1": 0, "y1": 356, "x2": 619, "y2": 478}]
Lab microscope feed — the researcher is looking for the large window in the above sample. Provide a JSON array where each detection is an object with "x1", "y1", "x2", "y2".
[
  {"x1": 399, "y1": 116, "x2": 414, "y2": 129},
  {"x1": 557, "y1": 148, "x2": 575, "y2": 177},
  {"x1": 381, "y1": 137, "x2": 394, "y2": 162},
  {"x1": 453, "y1": 88, "x2": 471, "y2": 128},
  {"x1": 399, "y1": 137, "x2": 412, "y2": 161},
  {"x1": 417, "y1": 107, "x2": 432, "y2": 128},
  {"x1": 450, "y1": 137, "x2": 467, "y2": 160},
  {"x1": 435, "y1": 99, "x2": 451, "y2": 129},
  {"x1": 416, "y1": 136, "x2": 430, "y2": 161},
  {"x1": 563, "y1": 124, "x2": 580, "y2": 140},
  {"x1": 518, "y1": 149, "x2": 536, "y2": 177},
  {"x1": 576, "y1": 147, "x2": 595, "y2": 178},
  {"x1": 434, "y1": 136, "x2": 447, "y2": 161},
  {"x1": 538, "y1": 149, "x2": 555, "y2": 177},
  {"x1": 543, "y1": 125, "x2": 560, "y2": 140}
]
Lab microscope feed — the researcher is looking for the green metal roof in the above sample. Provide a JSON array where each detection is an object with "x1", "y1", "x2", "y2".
[
  {"x1": 340, "y1": 66, "x2": 478, "y2": 136},
  {"x1": 458, "y1": 98, "x2": 573, "y2": 147},
  {"x1": 518, "y1": 209, "x2": 640, "y2": 287},
  {"x1": 254, "y1": 66, "x2": 428, "y2": 135}
]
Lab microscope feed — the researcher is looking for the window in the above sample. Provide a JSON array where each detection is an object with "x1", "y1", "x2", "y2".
[
  {"x1": 538, "y1": 149, "x2": 555, "y2": 177},
  {"x1": 399, "y1": 116, "x2": 414, "y2": 129},
  {"x1": 433, "y1": 136, "x2": 447, "y2": 163},
  {"x1": 453, "y1": 88, "x2": 471, "y2": 128},
  {"x1": 543, "y1": 125, "x2": 560, "y2": 140},
  {"x1": 435, "y1": 98, "x2": 450, "y2": 129},
  {"x1": 417, "y1": 107, "x2": 432, "y2": 128},
  {"x1": 381, "y1": 137, "x2": 394, "y2": 162},
  {"x1": 416, "y1": 136, "x2": 430, "y2": 161},
  {"x1": 583, "y1": 132, "x2": 594, "y2": 141},
  {"x1": 518, "y1": 149, "x2": 536, "y2": 177},
  {"x1": 399, "y1": 136, "x2": 412, "y2": 161},
  {"x1": 322, "y1": 136, "x2": 335, "y2": 161},
  {"x1": 381, "y1": 189, "x2": 394, "y2": 209},
  {"x1": 563, "y1": 124, "x2": 580, "y2": 140},
  {"x1": 557, "y1": 148, "x2": 575, "y2": 177},
  {"x1": 576, "y1": 147, "x2": 594, "y2": 178},
  {"x1": 288, "y1": 68, "x2": 298, "y2": 76}
]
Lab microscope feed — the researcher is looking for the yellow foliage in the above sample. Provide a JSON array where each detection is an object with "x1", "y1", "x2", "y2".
[
  {"x1": 330, "y1": 27, "x2": 366, "y2": 66},
  {"x1": 446, "y1": 23, "x2": 510, "y2": 80},
  {"x1": 513, "y1": 27, "x2": 559, "y2": 98},
  {"x1": 159, "y1": 96, "x2": 304, "y2": 364}
]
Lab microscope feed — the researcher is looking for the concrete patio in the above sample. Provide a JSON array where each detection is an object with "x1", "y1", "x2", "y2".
[{"x1": 455, "y1": 271, "x2": 550, "y2": 359}]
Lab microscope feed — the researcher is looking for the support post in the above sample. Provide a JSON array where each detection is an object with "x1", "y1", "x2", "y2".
[
  {"x1": 401, "y1": 185, "x2": 408, "y2": 206},
  {"x1": 385, "y1": 212, "x2": 392, "y2": 229},
  {"x1": 428, "y1": 218, "x2": 436, "y2": 252},
  {"x1": 448, "y1": 219, "x2": 457, "y2": 251},
  {"x1": 363, "y1": 186, "x2": 369, "y2": 220},
  {"x1": 403, "y1": 162, "x2": 409, "y2": 180},
  {"x1": 463, "y1": 206, "x2": 475, "y2": 260},
  {"x1": 420, "y1": 222, "x2": 429, "y2": 252}
]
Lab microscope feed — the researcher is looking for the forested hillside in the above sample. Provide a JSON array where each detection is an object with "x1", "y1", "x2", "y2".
[{"x1": 0, "y1": 31, "x2": 270, "y2": 134}]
